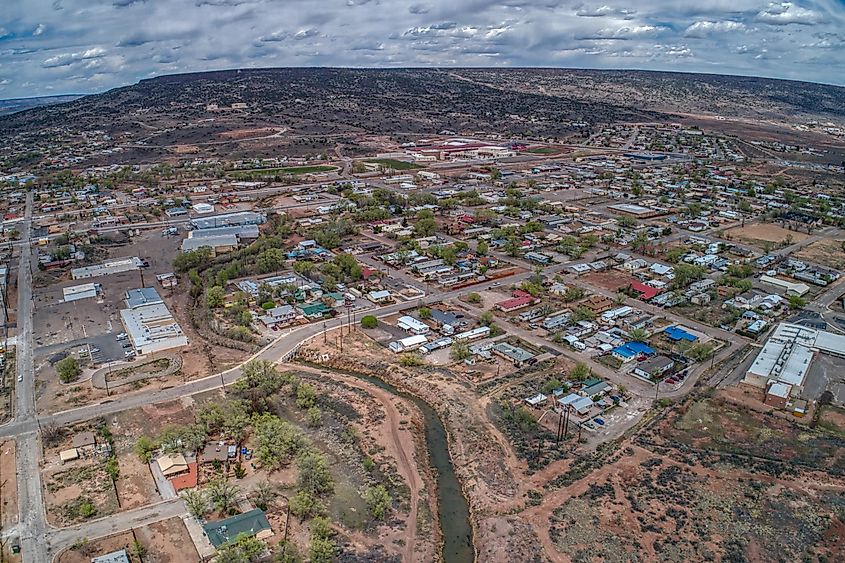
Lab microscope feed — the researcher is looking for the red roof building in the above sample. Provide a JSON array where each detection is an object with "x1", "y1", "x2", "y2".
[{"x1": 630, "y1": 281, "x2": 660, "y2": 301}]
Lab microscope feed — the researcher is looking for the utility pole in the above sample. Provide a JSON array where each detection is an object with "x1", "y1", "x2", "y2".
[
  {"x1": 323, "y1": 321, "x2": 327, "y2": 343},
  {"x1": 104, "y1": 361, "x2": 111, "y2": 397}
]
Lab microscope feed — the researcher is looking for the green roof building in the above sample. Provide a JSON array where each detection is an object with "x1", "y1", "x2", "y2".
[{"x1": 202, "y1": 508, "x2": 271, "y2": 548}]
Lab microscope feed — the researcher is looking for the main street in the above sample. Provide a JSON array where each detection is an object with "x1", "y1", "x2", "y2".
[{"x1": 12, "y1": 193, "x2": 51, "y2": 563}]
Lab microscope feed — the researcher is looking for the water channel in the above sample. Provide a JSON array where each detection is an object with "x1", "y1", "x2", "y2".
[{"x1": 321, "y1": 366, "x2": 475, "y2": 562}]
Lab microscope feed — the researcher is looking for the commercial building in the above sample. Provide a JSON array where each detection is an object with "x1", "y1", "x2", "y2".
[
  {"x1": 62, "y1": 282, "x2": 101, "y2": 302},
  {"x1": 120, "y1": 287, "x2": 188, "y2": 355},
  {"x1": 71, "y1": 257, "x2": 144, "y2": 280},
  {"x1": 759, "y1": 275, "x2": 811, "y2": 297},
  {"x1": 190, "y1": 211, "x2": 265, "y2": 230},
  {"x1": 743, "y1": 323, "x2": 845, "y2": 397}
]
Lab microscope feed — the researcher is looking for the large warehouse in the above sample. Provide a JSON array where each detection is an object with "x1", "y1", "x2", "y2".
[
  {"x1": 119, "y1": 287, "x2": 188, "y2": 355},
  {"x1": 744, "y1": 322, "x2": 845, "y2": 398}
]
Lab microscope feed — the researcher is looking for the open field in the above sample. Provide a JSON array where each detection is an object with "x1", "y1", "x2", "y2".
[
  {"x1": 794, "y1": 238, "x2": 845, "y2": 270},
  {"x1": 366, "y1": 158, "x2": 423, "y2": 170},
  {"x1": 0, "y1": 440, "x2": 17, "y2": 529},
  {"x1": 56, "y1": 517, "x2": 198, "y2": 563},
  {"x1": 229, "y1": 165, "x2": 336, "y2": 178},
  {"x1": 726, "y1": 222, "x2": 809, "y2": 247}
]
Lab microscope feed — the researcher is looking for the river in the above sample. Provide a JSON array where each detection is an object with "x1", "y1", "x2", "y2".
[{"x1": 321, "y1": 366, "x2": 475, "y2": 562}]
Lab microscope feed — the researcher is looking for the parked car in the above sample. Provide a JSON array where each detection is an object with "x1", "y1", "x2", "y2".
[
  {"x1": 594, "y1": 418, "x2": 605, "y2": 426},
  {"x1": 115, "y1": 332, "x2": 128, "y2": 341}
]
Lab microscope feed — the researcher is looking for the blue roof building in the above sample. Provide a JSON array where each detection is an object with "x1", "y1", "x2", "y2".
[
  {"x1": 663, "y1": 326, "x2": 698, "y2": 342},
  {"x1": 612, "y1": 341, "x2": 655, "y2": 361}
]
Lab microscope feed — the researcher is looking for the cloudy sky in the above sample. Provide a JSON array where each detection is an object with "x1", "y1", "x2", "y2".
[{"x1": 1, "y1": 0, "x2": 843, "y2": 98}]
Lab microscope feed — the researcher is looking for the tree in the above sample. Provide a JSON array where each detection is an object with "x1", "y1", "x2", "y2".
[
  {"x1": 541, "y1": 378, "x2": 563, "y2": 394},
  {"x1": 56, "y1": 356, "x2": 81, "y2": 383},
  {"x1": 628, "y1": 328, "x2": 649, "y2": 342},
  {"x1": 450, "y1": 341, "x2": 471, "y2": 361},
  {"x1": 570, "y1": 362, "x2": 590, "y2": 381},
  {"x1": 253, "y1": 413, "x2": 308, "y2": 470},
  {"x1": 297, "y1": 450, "x2": 334, "y2": 496},
  {"x1": 476, "y1": 240, "x2": 488, "y2": 255},
  {"x1": 480, "y1": 311, "x2": 494, "y2": 326},
  {"x1": 182, "y1": 489, "x2": 209, "y2": 518},
  {"x1": 467, "y1": 293, "x2": 482, "y2": 304},
  {"x1": 252, "y1": 480, "x2": 275, "y2": 511},
  {"x1": 365, "y1": 485, "x2": 391, "y2": 520},
  {"x1": 310, "y1": 516, "x2": 334, "y2": 540},
  {"x1": 788, "y1": 294, "x2": 807, "y2": 310},
  {"x1": 360, "y1": 315, "x2": 378, "y2": 329},
  {"x1": 131, "y1": 540, "x2": 147, "y2": 560},
  {"x1": 206, "y1": 285, "x2": 226, "y2": 308},
  {"x1": 134, "y1": 436, "x2": 157, "y2": 463},
  {"x1": 296, "y1": 383, "x2": 317, "y2": 410},
  {"x1": 306, "y1": 406, "x2": 322, "y2": 428},
  {"x1": 207, "y1": 477, "x2": 240, "y2": 515},
  {"x1": 415, "y1": 209, "x2": 437, "y2": 237},
  {"x1": 562, "y1": 287, "x2": 585, "y2": 303},
  {"x1": 418, "y1": 306, "x2": 432, "y2": 319},
  {"x1": 309, "y1": 538, "x2": 336, "y2": 563},
  {"x1": 214, "y1": 533, "x2": 265, "y2": 563},
  {"x1": 571, "y1": 306, "x2": 596, "y2": 323},
  {"x1": 289, "y1": 490, "x2": 324, "y2": 519}
]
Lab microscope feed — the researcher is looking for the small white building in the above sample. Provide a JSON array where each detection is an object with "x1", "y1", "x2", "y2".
[
  {"x1": 62, "y1": 283, "x2": 101, "y2": 302},
  {"x1": 389, "y1": 334, "x2": 428, "y2": 353},
  {"x1": 397, "y1": 315, "x2": 430, "y2": 335}
]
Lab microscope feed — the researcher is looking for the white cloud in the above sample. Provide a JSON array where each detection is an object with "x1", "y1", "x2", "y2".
[
  {"x1": 756, "y1": 2, "x2": 824, "y2": 25},
  {"x1": 684, "y1": 20, "x2": 746, "y2": 37},
  {"x1": 42, "y1": 47, "x2": 107, "y2": 68},
  {"x1": 33, "y1": 24, "x2": 47, "y2": 36}
]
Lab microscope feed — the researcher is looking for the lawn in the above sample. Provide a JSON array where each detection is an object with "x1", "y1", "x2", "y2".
[
  {"x1": 365, "y1": 158, "x2": 422, "y2": 170},
  {"x1": 229, "y1": 165, "x2": 336, "y2": 178}
]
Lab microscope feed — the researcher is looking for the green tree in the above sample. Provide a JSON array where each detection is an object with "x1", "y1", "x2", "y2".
[
  {"x1": 360, "y1": 315, "x2": 378, "y2": 329},
  {"x1": 289, "y1": 490, "x2": 324, "y2": 519},
  {"x1": 570, "y1": 362, "x2": 590, "y2": 381},
  {"x1": 476, "y1": 240, "x2": 488, "y2": 255},
  {"x1": 467, "y1": 293, "x2": 482, "y2": 304},
  {"x1": 308, "y1": 538, "x2": 336, "y2": 563},
  {"x1": 306, "y1": 407, "x2": 322, "y2": 428},
  {"x1": 207, "y1": 477, "x2": 240, "y2": 515},
  {"x1": 450, "y1": 341, "x2": 471, "y2": 361},
  {"x1": 415, "y1": 209, "x2": 437, "y2": 237},
  {"x1": 252, "y1": 480, "x2": 275, "y2": 511},
  {"x1": 418, "y1": 306, "x2": 432, "y2": 319},
  {"x1": 134, "y1": 436, "x2": 157, "y2": 463},
  {"x1": 206, "y1": 285, "x2": 226, "y2": 308},
  {"x1": 788, "y1": 294, "x2": 807, "y2": 310},
  {"x1": 252, "y1": 414, "x2": 308, "y2": 470},
  {"x1": 214, "y1": 533, "x2": 265, "y2": 563},
  {"x1": 56, "y1": 356, "x2": 81, "y2": 383},
  {"x1": 480, "y1": 311, "x2": 494, "y2": 326},
  {"x1": 182, "y1": 489, "x2": 208, "y2": 518},
  {"x1": 297, "y1": 450, "x2": 334, "y2": 496},
  {"x1": 310, "y1": 516, "x2": 333, "y2": 540},
  {"x1": 365, "y1": 485, "x2": 391, "y2": 520},
  {"x1": 628, "y1": 328, "x2": 649, "y2": 342}
]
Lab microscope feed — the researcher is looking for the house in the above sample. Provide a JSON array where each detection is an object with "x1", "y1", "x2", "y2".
[
  {"x1": 389, "y1": 334, "x2": 429, "y2": 353},
  {"x1": 524, "y1": 393, "x2": 547, "y2": 407},
  {"x1": 663, "y1": 326, "x2": 698, "y2": 342},
  {"x1": 558, "y1": 393, "x2": 594, "y2": 415},
  {"x1": 612, "y1": 342, "x2": 655, "y2": 362},
  {"x1": 367, "y1": 290, "x2": 392, "y2": 304},
  {"x1": 581, "y1": 294, "x2": 613, "y2": 314},
  {"x1": 690, "y1": 293, "x2": 711, "y2": 305},
  {"x1": 202, "y1": 442, "x2": 230, "y2": 464},
  {"x1": 156, "y1": 273, "x2": 178, "y2": 288},
  {"x1": 156, "y1": 453, "x2": 189, "y2": 477},
  {"x1": 581, "y1": 380, "x2": 612, "y2": 399},
  {"x1": 203, "y1": 509, "x2": 273, "y2": 549},
  {"x1": 91, "y1": 549, "x2": 131, "y2": 563},
  {"x1": 495, "y1": 290, "x2": 538, "y2": 313},
  {"x1": 629, "y1": 281, "x2": 660, "y2": 301},
  {"x1": 297, "y1": 302, "x2": 331, "y2": 320},
  {"x1": 260, "y1": 305, "x2": 296, "y2": 328},
  {"x1": 491, "y1": 342, "x2": 535, "y2": 366},
  {"x1": 71, "y1": 431, "x2": 96, "y2": 453},
  {"x1": 397, "y1": 315, "x2": 430, "y2": 335},
  {"x1": 633, "y1": 355, "x2": 675, "y2": 379},
  {"x1": 764, "y1": 382, "x2": 792, "y2": 409}
]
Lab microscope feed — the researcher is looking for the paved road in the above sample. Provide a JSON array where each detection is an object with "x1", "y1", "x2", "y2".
[
  {"x1": 47, "y1": 498, "x2": 186, "y2": 555},
  {"x1": 13, "y1": 194, "x2": 51, "y2": 563}
]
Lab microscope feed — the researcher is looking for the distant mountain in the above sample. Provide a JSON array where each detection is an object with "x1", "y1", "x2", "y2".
[
  {"x1": 2, "y1": 68, "x2": 842, "y2": 147},
  {"x1": 0, "y1": 94, "x2": 84, "y2": 117}
]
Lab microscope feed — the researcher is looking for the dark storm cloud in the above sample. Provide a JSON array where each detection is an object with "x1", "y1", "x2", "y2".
[{"x1": 0, "y1": 0, "x2": 843, "y2": 98}]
